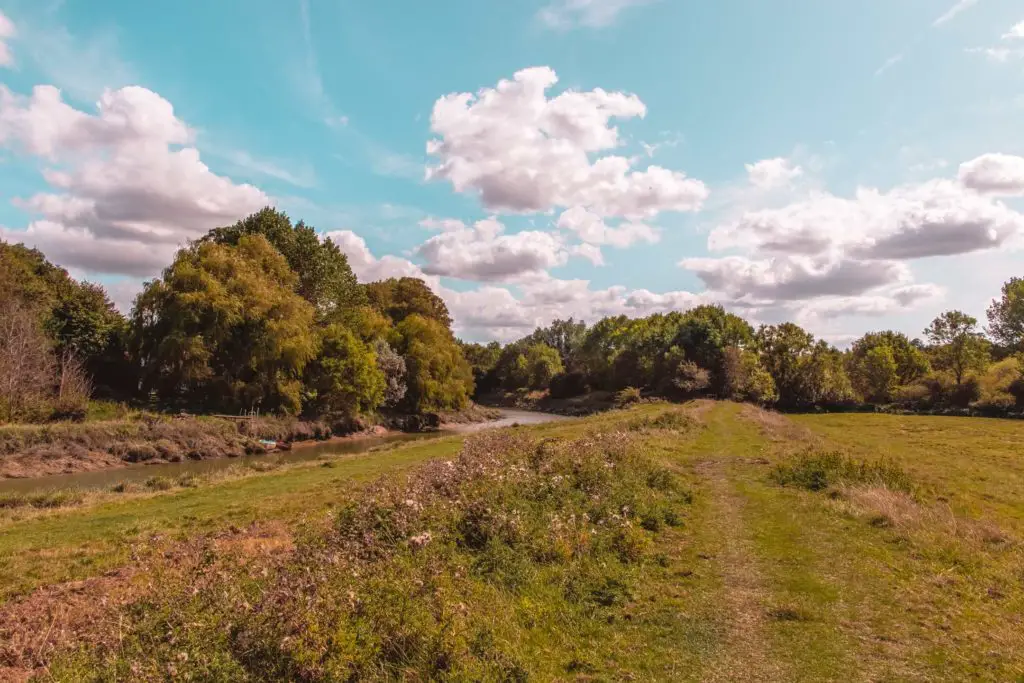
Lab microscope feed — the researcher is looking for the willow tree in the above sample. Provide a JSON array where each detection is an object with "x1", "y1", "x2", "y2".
[{"x1": 132, "y1": 235, "x2": 317, "y2": 414}]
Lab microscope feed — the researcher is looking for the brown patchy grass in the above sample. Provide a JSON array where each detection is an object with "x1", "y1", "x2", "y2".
[
  {"x1": 738, "y1": 403, "x2": 819, "y2": 446},
  {"x1": 0, "y1": 521, "x2": 295, "y2": 681},
  {"x1": 833, "y1": 485, "x2": 1014, "y2": 549}
]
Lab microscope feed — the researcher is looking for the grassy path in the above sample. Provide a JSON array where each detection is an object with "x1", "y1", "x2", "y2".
[{"x1": 695, "y1": 456, "x2": 784, "y2": 682}]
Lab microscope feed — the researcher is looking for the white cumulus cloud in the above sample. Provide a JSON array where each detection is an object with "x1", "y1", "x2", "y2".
[
  {"x1": 1003, "y1": 21, "x2": 1024, "y2": 40},
  {"x1": 426, "y1": 66, "x2": 707, "y2": 219},
  {"x1": 0, "y1": 84, "x2": 268, "y2": 278},
  {"x1": 556, "y1": 206, "x2": 660, "y2": 248},
  {"x1": 959, "y1": 153, "x2": 1024, "y2": 196},
  {"x1": 327, "y1": 230, "x2": 712, "y2": 342},
  {"x1": 745, "y1": 157, "x2": 804, "y2": 189},
  {"x1": 709, "y1": 179, "x2": 1023, "y2": 260},
  {"x1": 415, "y1": 218, "x2": 573, "y2": 283}
]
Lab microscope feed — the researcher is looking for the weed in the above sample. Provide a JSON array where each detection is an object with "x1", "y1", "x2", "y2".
[
  {"x1": 143, "y1": 476, "x2": 173, "y2": 491},
  {"x1": 771, "y1": 450, "x2": 913, "y2": 493},
  {"x1": 627, "y1": 409, "x2": 699, "y2": 434},
  {"x1": 0, "y1": 488, "x2": 85, "y2": 509}
]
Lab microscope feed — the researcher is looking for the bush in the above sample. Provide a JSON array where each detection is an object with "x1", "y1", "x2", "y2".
[
  {"x1": 626, "y1": 409, "x2": 699, "y2": 434},
  {"x1": 671, "y1": 361, "x2": 711, "y2": 395},
  {"x1": 549, "y1": 371, "x2": 589, "y2": 399},
  {"x1": 615, "y1": 387, "x2": 642, "y2": 408},
  {"x1": 975, "y1": 357, "x2": 1022, "y2": 409},
  {"x1": 771, "y1": 450, "x2": 913, "y2": 493},
  {"x1": 1010, "y1": 377, "x2": 1024, "y2": 407},
  {"x1": 949, "y1": 376, "x2": 981, "y2": 408},
  {"x1": 891, "y1": 383, "x2": 930, "y2": 409}
]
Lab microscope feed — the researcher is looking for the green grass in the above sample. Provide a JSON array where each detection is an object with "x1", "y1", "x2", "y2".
[
  {"x1": 0, "y1": 437, "x2": 464, "y2": 602},
  {"x1": 3, "y1": 403, "x2": 1024, "y2": 680}
]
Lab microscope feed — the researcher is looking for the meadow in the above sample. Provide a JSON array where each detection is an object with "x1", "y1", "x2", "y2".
[{"x1": 1, "y1": 402, "x2": 1022, "y2": 681}]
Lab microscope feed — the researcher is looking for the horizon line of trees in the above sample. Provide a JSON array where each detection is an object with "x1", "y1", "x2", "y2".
[
  {"x1": 462, "y1": 281, "x2": 1024, "y2": 414},
  {"x1": 3, "y1": 205, "x2": 1024, "y2": 424}
]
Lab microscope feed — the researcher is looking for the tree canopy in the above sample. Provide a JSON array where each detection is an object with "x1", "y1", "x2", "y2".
[
  {"x1": 205, "y1": 207, "x2": 365, "y2": 315},
  {"x1": 366, "y1": 277, "x2": 452, "y2": 328},
  {"x1": 132, "y1": 235, "x2": 318, "y2": 414},
  {"x1": 987, "y1": 278, "x2": 1024, "y2": 352}
]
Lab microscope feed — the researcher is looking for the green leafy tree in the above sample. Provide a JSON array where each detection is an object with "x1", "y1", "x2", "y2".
[
  {"x1": 924, "y1": 310, "x2": 989, "y2": 385},
  {"x1": 527, "y1": 318, "x2": 587, "y2": 369},
  {"x1": 390, "y1": 314, "x2": 473, "y2": 412},
  {"x1": 206, "y1": 207, "x2": 365, "y2": 314},
  {"x1": 673, "y1": 306, "x2": 754, "y2": 386},
  {"x1": 579, "y1": 315, "x2": 635, "y2": 389},
  {"x1": 0, "y1": 241, "x2": 129, "y2": 397},
  {"x1": 755, "y1": 323, "x2": 815, "y2": 406},
  {"x1": 373, "y1": 339, "x2": 408, "y2": 407},
  {"x1": 857, "y1": 345, "x2": 899, "y2": 403},
  {"x1": 848, "y1": 331, "x2": 930, "y2": 401},
  {"x1": 522, "y1": 343, "x2": 564, "y2": 390},
  {"x1": 132, "y1": 236, "x2": 318, "y2": 414},
  {"x1": 303, "y1": 325, "x2": 385, "y2": 416},
  {"x1": 987, "y1": 278, "x2": 1024, "y2": 352},
  {"x1": 797, "y1": 341, "x2": 857, "y2": 407},
  {"x1": 366, "y1": 278, "x2": 452, "y2": 328},
  {"x1": 722, "y1": 346, "x2": 777, "y2": 404},
  {"x1": 461, "y1": 340, "x2": 503, "y2": 394}
]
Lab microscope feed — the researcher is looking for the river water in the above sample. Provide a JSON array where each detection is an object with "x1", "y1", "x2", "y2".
[{"x1": 0, "y1": 409, "x2": 569, "y2": 494}]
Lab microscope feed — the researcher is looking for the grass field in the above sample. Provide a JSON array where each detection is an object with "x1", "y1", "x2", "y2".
[{"x1": 1, "y1": 402, "x2": 1023, "y2": 681}]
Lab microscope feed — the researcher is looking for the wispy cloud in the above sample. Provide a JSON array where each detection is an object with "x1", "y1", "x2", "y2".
[
  {"x1": 333, "y1": 137, "x2": 423, "y2": 181},
  {"x1": 0, "y1": 11, "x2": 16, "y2": 67},
  {"x1": 1004, "y1": 21, "x2": 1024, "y2": 40},
  {"x1": 213, "y1": 148, "x2": 318, "y2": 188},
  {"x1": 538, "y1": 0, "x2": 658, "y2": 29},
  {"x1": 10, "y1": 14, "x2": 136, "y2": 100},
  {"x1": 290, "y1": 1, "x2": 417, "y2": 180},
  {"x1": 966, "y1": 46, "x2": 1024, "y2": 63},
  {"x1": 295, "y1": 0, "x2": 336, "y2": 117},
  {"x1": 874, "y1": 53, "x2": 904, "y2": 77},
  {"x1": 933, "y1": 0, "x2": 980, "y2": 27}
]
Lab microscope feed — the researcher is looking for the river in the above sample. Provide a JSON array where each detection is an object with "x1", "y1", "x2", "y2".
[{"x1": 0, "y1": 408, "x2": 570, "y2": 494}]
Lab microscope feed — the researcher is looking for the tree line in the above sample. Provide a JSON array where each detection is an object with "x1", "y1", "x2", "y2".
[
  {"x1": 3, "y1": 205, "x2": 1024, "y2": 424},
  {"x1": 0, "y1": 208, "x2": 473, "y2": 423},
  {"x1": 463, "y1": 283, "x2": 1024, "y2": 413}
]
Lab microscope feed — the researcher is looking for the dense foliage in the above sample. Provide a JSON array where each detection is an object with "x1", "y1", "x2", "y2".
[
  {"x1": 3, "y1": 204, "x2": 1024, "y2": 423},
  {"x1": 477, "y1": 301, "x2": 1024, "y2": 414},
  {"x1": 1, "y1": 208, "x2": 475, "y2": 423}
]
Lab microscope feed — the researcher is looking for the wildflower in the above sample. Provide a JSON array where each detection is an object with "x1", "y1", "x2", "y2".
[{"x1": 409, "y1": 531, "x2": 433, "y2": 549}]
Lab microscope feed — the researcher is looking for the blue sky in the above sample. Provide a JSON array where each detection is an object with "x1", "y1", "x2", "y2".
[{"x1": 0, "y1": 0, "x2": 1022, "y2": 343}]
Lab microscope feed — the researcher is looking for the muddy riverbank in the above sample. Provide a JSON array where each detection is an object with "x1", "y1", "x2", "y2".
[
  {"x1": 0, "y1": 405, "x2": 505, "y2": 480},
  {"x1": 0, "y1": 409, "x2": 569, "y2": 492}
]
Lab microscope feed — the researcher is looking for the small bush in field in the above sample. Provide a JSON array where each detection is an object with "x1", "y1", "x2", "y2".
[
  {"x1": 615, "y1": 386, "x2": 643, "y2": 408},
  {"x1": 771, "y1": 450, "x2": 913, "y2": 493},
  {"x1": 144, "y1": 476, "x2": 173, "y2": 491},
  {"x1": 627, "y1": 409, "x2": 699, "y2": 434}
]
